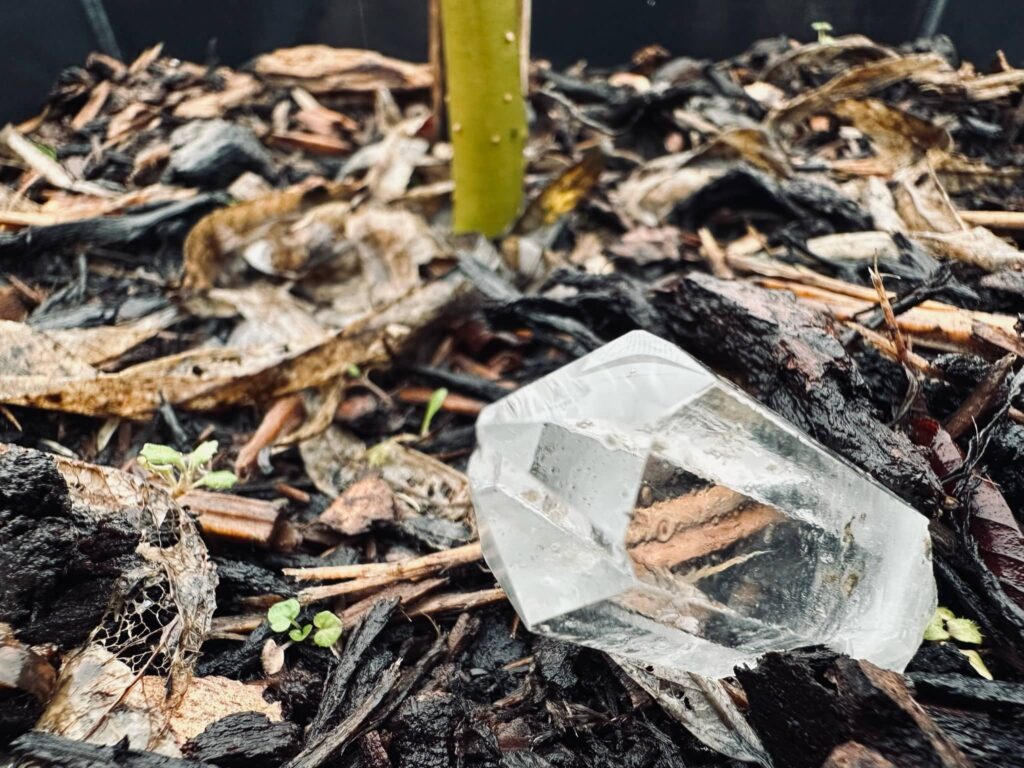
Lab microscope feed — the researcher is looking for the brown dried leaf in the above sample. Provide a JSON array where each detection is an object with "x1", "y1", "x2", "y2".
[
  {"x1": 141, "y1": 675, "x2": 281, "y2": 744},
  {"x1": 769, "y1": 54, "x2": 951, "y2": 131},
  {"x1": 0, "y1": 623, "x2": 56, "y2": 702},
  {"x1": 253, "y1": 46, "x2": 432, "y2": 93},
  {"x1": 320, "y1": 475, "x2": 396, "y2": 535},
  {"x1": 183, "y1": 179, "x2": 332, "y2": 290},
  {"x1": 830, "y1": 99, "x2": 951, "y2": 170},
  {"x1": 761, "y1": 34, "x2": 898, "y2": 87},
  {"x1": 45, "y1": 306, "x2": 181, "y2": 367},
  {"x1": 516, "y1": 150, "x2": 605, "y2": 234},
  {"x1": 173, "y1": 71, "x2": 262, "y2": 119},
  {"x1": 4, "y1": 443, "x2": 217, "y2": 754},
  {"x1": 0, "y1": 277, "x2": 466, "y2": 417},
  {"x1": 269, "y1": 131, "x2": 352, "y2": 156}
]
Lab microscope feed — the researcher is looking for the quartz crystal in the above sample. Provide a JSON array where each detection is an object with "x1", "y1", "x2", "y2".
[{"x1": 468, "y1": 331, "x2": 935, "y2": 678}]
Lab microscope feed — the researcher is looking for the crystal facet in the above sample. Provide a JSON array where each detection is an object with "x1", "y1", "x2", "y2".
[{"x1": 468, "y1": 331, "x2": 935, "y2": 678}]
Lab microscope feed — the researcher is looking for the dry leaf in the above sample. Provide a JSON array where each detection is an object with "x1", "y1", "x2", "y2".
[
  {"x1": 830, "y1": 99, "x2": 951, "y2": 170},
  {"x1": 769, "y1": 54, "x2": 951, "y2": 131},
  {"x1": 0, "y1": 277, "x2": 466, "y2": 417},
  {"x1": 915, "y1": 227, "x2": 1024, "y2": 271},
  {"x1": 45, "y1": 306, "x2": 181, "y2": 368},
  {"x1": 516, "y1": 150, "x2": 605, "y2": 233},
  {"x1": 173, "y1": 71, "x2": 262, "y2": 119},
  {"x1": 320, "y1": 475, "x2": 396, "y2": 535},
  {"x1": 253, "y1": 46, "x2": 432, "y2": 93},
  {"x1": 183, "y1": 179, "x2": 333, "y2": 290}
]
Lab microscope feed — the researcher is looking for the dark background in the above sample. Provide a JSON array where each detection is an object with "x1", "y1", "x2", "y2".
[{"x1": 1, "y1": 0, "x2": 1020, "y2": 122}]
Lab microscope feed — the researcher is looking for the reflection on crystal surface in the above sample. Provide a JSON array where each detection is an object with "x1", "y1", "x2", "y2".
[{"x1": 469, "y1": 331, "x2": 935, "y2": 678}]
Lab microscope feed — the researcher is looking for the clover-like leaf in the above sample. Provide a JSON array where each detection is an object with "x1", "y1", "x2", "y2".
[
  {"x1": 267, "y1": 598, "x2": 300, "y2": 632},
  {"x1": 290, "y1": 624, "x2": 313, "y2": 643},
  {"x1": 189, "y1": 440, "x2": 219, "y2": 467},
  {"x1": 140, "y1": 443, "x2": 185, "y2": 468},
  {"x1": 946, "y1": 618, "x2": 983, "y2": 645},
  {"x1": 195, "y1": 470, "x2": 238, "y2": 490},
  {"x1": 313, "y1": 611, "x2": 341, "y2": 629},
  {"x1": 312, "y1": 611, "x2": 343, "y2": 647}
]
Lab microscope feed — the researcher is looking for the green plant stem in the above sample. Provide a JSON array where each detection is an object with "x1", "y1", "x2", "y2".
[{"x1": 441, "y1": 0, "x2": 527, "y2": 236}]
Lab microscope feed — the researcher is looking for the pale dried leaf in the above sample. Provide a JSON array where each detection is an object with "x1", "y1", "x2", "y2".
[
  {"x1": 915, "y1": 227, "x2": 1024, "y2": 271},
  {"x1": 253, "y1": 46, "x2": 432, "y2": 93},
  {"x1": 173, "y1": 71, "x2": 263, "y2": 119},
  {"x1": 45, "y1": 306, "x2": 181, "y2": 367}
]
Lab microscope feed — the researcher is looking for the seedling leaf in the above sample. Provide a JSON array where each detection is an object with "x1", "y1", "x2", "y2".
[
  {"x1": 311, "y1": 610, "x2": 343, "y2": 646},
  {"x1": 140, "y1": 443, "x2": 185, "y2": 468},
  {"x1": 946, "y1": 618, "x2": 983, "y2": 645},
  {"x1": 314, "y1": 626, "x2": 343, "y2": 647},
  {"x1": 267, "y1": 598, "x2": 300, "y2": 632},
  {"x1": 420, "y1": 387, "x2": 449, "y2": 437},
  {"x1": 196, "y1": 470, "x2": 238, "y2": 490},
  {"x1": 923, "y1": 609, "x2": 950, "y2": 641},
  {"x1": 189, "y1": 440, "x2": 219, "y2": 467},
  {"x1": 313, "y1": 611, "x2": 342, "y2": 629},
  {"x1": 290, "y1": 624, "x2": 313, "y2": 642},
  {"x1": 811, "y1": 21, "x2": 835, "y2": 44}
]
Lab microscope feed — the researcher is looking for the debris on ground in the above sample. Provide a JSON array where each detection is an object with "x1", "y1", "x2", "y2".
[{"x1": 3, "y1": 30, "x2": 1024, "y2": 768}]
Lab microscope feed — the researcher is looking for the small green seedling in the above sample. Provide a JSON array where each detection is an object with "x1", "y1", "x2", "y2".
[
  {"x1": 420, "y1": 387, "x2": 449, "y2": 437},
  {"x1": 312, "y1": 611, "x2": 343, "y2": 647},
  {"x1": 924, "y1": 607, "x2": 983, "y2": 643},
  {"x1": 811, "y1": 21, "x2": 835, "y2": 44},
  {"x1": 923, "y1": 606, "x2": 991, "y2": 679},
  {"x1": 138, "y1": 440, "x2": 237, "y2": 496},
  {"x1": 267, "y1": 598, "x2": 343, "y2": 649}
]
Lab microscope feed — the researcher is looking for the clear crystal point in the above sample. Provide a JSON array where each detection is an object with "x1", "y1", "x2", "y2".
[{"x1": 468, "y1": 330, "x2": 935, "y2": 678}]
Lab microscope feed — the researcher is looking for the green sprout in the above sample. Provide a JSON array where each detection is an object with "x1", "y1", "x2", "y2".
[
  {"x1": 420, "y1": 387, "x2": 449, "y2": 437},
  {"x1": 811, "y1": 21, "x2": 834, "y2": 44},
  {"x1": 312, "y1": 611, "x2": 343, "y2": 647},
  {"x1": 923, "y1": 606, "x2": 991, "y2": 679},
  {"x1": 137, "y1": 440, "x2": 237, "y2": 496},
  {"x1": 266, "y1": 598, "x2": 343, "y2": 649}
]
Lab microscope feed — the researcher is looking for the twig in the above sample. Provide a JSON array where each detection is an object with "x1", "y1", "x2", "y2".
[
  {"x1": 287, "y1": 541, "x2": 482, "y2": 582},
  {"x1": 0, "y1": 125, "x2": 115, "y2": 198},
  {"x1": 518, "y1": 0, "x2": 532, "y2": 95},
  {"x1": 409, "y1": 586, "x2": 507, "y2": 616},
  {"x1": 342, "y1": 578, "x2": 447, "y2": 626},
  {"x1": 428, "y1": 0, "x2": 444, "y2": 140},
  {"x1": 944, "y1": 354, "x2": 1017, "y2": 440},
  {"x1": 697, "y1": 227, "x2": 735, "y2": 280},
  {"x1": 958, "y1": 210, "x2": 1024, "y2": 231},
  {"x1": 396, "y1": 386, "x2": 485, "y2": 415}
]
